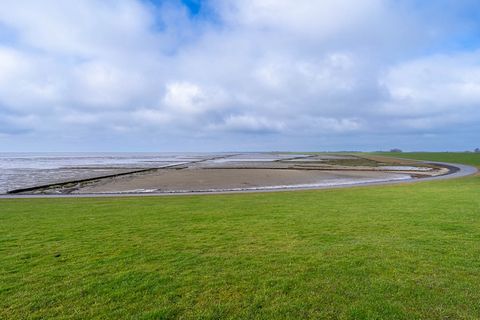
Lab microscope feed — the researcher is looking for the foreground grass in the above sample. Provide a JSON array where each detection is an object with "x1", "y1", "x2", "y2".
[{"x1": 1, "y1": 154, "x2": 479, "y2": 319}]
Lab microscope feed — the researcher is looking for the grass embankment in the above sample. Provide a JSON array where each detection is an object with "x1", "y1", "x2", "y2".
[
  {"x1": 372, "y1": 152, "x2": 480, "y2": 166},
  {"x1": 1, "y1": 154, "x2": 479, "y2": 319}
]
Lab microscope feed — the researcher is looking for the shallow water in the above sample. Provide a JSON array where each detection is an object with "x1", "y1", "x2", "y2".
[
  {"x1": 379, "y1": 166, "x2": 432, "y2": 171},
  {"x1": 0, "y1": 152, "x2": 298, "y2": 193},
  {"x1": 0, "y1": 152, "x2": 223, "y2": 193}
]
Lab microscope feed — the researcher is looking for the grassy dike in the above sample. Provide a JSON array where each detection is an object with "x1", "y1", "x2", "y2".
[
  {"x1": 372, "y1": 151, "x2": 480, "y2": 166},
  {"x1": 1, "y1": 154, "x2": 479, "y2": 319}
]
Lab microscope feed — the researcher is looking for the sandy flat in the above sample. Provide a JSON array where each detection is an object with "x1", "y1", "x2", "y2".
[{"x1": 74, "y1": 168, "x2": 411, "y2": 193}]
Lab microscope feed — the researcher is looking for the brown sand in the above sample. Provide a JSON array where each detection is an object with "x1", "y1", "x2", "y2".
[{"x1": 74, "y1": 168, "x2": 411, "y2": 193}]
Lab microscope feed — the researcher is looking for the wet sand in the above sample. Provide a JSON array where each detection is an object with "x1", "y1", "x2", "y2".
[
  {"x1": 74, "y1": 168, "x2": 412, "y2": 194},
  {"x1": 4, "y1": 153, "x2": 454, "y2": 195}
]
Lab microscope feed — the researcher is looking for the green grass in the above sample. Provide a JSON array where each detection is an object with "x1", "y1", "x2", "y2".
[
  {"x1": 1, "y1": 153, "x2": 479, "y2": 319},
  {"x1": 372, "y1": 152, "x2": 480, "y2": 166}
]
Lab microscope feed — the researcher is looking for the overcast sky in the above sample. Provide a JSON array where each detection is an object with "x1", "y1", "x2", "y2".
[{"x1": 0, "y1": 0, "x2": 479, "y2": 152}]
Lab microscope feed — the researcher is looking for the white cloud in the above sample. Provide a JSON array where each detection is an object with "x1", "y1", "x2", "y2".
[
  {"x1": 0, "y1": 0, "x2": 479, "y2": 151},
  {"x1": 0, "y1": 0, "x2": 155, "y2": 57},
  {"x1": 133, "y1": 108, "x2": 172, "y2": 126},
  {"x1": 163, "y1": 81, "x2": 227, "y2": 115},
  {"x1": 60, "y1": 112, "x2": 99, "y2": 125},
  {"x1": 216, "y1": 0, "x2": 386, "y2": 38},
  {"x1": 211, "y1": 114, "x2": 285, "y2": 133},
  {"x1": 71, "y1": 61, "x2": 150, "y2": 109},
  {"x1": 381, "y1": 51, "x2": 480, "y2": 130},
  {"x1": 0, "y1": 47, "x2": 63, "y2": 110}
]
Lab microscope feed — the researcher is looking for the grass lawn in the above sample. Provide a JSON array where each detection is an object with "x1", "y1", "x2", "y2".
[
  {"x1": 1, "y1": 153, "x2": 479, "y2": 319},
  {"x1": 371, "y1": 152, "x2": 480, "y2": 166}
]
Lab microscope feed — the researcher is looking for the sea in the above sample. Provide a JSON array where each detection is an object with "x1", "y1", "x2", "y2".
[
  {"x1": 0, "y1": 152, "x2": 295, "y2": 194},
  {"x1": 0, "y1": 152, "x2": 415, "y2": 194},
  {"x1": 0, "y1": 152, "x2": 220, "y2": 194}
]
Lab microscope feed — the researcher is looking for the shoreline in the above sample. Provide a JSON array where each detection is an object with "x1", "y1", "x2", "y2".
[{"x1": 1, "y1": 161, "x2": 476, "y2": 199}]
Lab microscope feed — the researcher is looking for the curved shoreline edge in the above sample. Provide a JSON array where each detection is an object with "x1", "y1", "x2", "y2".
[{"x1": 0, "y1": 161, "x2": 477, "y2": 199}]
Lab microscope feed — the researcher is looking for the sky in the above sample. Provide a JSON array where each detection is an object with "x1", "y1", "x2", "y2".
[{"x1": 0, "y1": 0, "x2": 480, "y2": 152}]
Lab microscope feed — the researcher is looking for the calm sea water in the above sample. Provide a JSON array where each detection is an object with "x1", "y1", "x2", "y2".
[
  {"x1": 0, "y1": 152, "x2": 297, "y2": 193},
  {"x1": 0, "y1": 152, "x2": 414, "y2": 194},
  {"x1": 0, "y1": 152, "x2": 224, "y2": 193}
]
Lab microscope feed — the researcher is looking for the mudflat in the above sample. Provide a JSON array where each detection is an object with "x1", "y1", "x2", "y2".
[
  {"x1": 6, "y1": 153, "x2": 448, "y2": 195},
  {"x1": 74, "y1": 168, "x2": 411, "y2": 193}
]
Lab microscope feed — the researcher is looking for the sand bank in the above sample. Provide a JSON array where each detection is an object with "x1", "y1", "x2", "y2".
[
  {"x1": 73, "y1": 168, "x2": 412, "y2": 194},
  {"x1": 5, "y1": 153, "x2": 451, "y2": 195}
]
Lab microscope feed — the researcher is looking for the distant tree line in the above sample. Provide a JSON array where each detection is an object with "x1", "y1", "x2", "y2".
[
  {"x1": 388, "y1": 148, "x2": 480, "y2": 153},
  {"x1": 385, "y1": 148, "x2": 479, "y2": 153}
]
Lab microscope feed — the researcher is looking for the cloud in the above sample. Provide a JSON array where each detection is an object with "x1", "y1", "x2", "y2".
[
  {"x1": 163, "y1": 81, "x2": 228, "y2": 115},
  {"x1": 216, "y1": 0, "x2": 397, "y2": 46},
  {"x1": 380, "y1": 51, "x2": 480, "y2": 131},
  {"x1": 0, "y1": 0, "x2": 156, "y2": 56},
  {"x1": 210, "y1": 114, "x2": 285, "y2": 133},
  {"x1": 0, "y1": 0, "x2": 479, "y2": 151}
]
